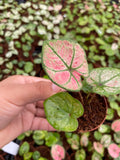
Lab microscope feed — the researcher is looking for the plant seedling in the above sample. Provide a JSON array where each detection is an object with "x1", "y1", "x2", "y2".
[
  {"x1": 45, "y1": 132, "x2": 60, "y2": 147},
  {"x1": 17, "y1": 133, "x2": 26, "y2": 141},
  {"x1": 86, "y1": 68, "x2": 120, "y2": 96},
  {"x1": 67, "y1": 133, "x2": 80, "y2": 150},
  {"x1": 111, "y1": 120, "x2": 120, "y2": 132},
  {"x1": 114, "y1": 132, "x2": 120, "y2": 144},
  {"x1": 110, "y1": 101, "x2": 119, "y2": 110},
  {"x1": 106, "y1": 108, "x2": 114, "y2": 120},
  {"x1": 75, "y1": 149, "x2": 86, "y2": 160},
  {"x1": 65, "y1": 132, "x2": 72, "y2": 139},
  {"x1": 92, "y1": 152, "x2": 102, "y2": 160},
  {"x1": 108, "y1": 143, "x2": 120, "y2": 158},
  {"x1": 33, "y1": 130, "x2": 47, "y2": 145},
  {"x1": 24, "y1": 130, "x2": 33, "y2": 137},
  {"x1": 93, "y1": 142, "x2": 104, "y2": 156},
  {"x1": 33, "y1": 130, "x2": 47, "y2": 140},
  {"x1": 24, "y1": 62, "x2": 33, "y2": 73},
  {"x1": 32, "y1": 151, "x2": 41, "y2": 160},
  {"x1": 51, "y1": 144, "x2": 65, "y2": 160},
  {"x1": 42, "y1": 39, "x2": 120, "y2": 132},
  {"x1": 23, "y1": 152, "x2": 33, "y2": 160},
  {"x1": 94, "y1": 131, "x2": 102, "y2": 141},
  {"x1": 100, "y1": 134, "x2": 112, "y2": 148},
  {"x1": 19, "y1": 141, "x2": 30, "y2": 156},
  {"x1": 80, "y1": 133, "x2": 89, "y2": 147},
  {"x1": 98, "y1": 124, "x2": 111, "y2": 133}
]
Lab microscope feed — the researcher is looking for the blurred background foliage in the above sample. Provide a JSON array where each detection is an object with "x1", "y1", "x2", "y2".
[{"x1": 0, "y1": 0, "x2": 120, "y2": 159}]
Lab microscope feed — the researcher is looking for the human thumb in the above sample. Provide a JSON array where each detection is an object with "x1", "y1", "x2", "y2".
[{"x1": 2, "y1": 80, "x2": 64, "y2": 105}]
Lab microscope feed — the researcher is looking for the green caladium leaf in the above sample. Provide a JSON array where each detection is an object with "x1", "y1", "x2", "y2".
[
  {"x1": 106, "y1": 108, "x2": 114, "y2": 120},
  {"x1": 114, "y1": 132, "x2": 120, "y2": 143},
  {"x1": 44, "y1": 92, "x2": 84, "y2": 132},
  {"x1": 67, "y1": 133, "x2": 80, "y2": 150},
  {"x1": 86, "y1": 68, "x2": 120, "y2": 96},
  {"x1": 75, "y1": 149, "x2": 86, "y2": 160},
  {"x1": 33, "y1": 130, "x2": 47, "y2": 140},
  {"x1": 92, "y1": 152, "x2": 102, "y2": 160},
  {"x1": 42, "y1": 40, "x2": 89, "y2": 91},
  {"x1": 98, "y1": 124, "x2": 111, "y2": 133},
  {"x1": 94, "y1": 131, "x2": 102, "y2": 141},
  {"x1": 45, "y1": 132, "x2": 60, "y2": 147},
  {"x1": 100, "y1": 134, "x2": 112, "y2": 148},
  {"x1": 19, "y1": 142, "x2": 30, "y2": 156},
  {"x1": 32, "y1": 151, "x2": 40, "y2": 160},
  {"x1": 23, "y1": 152, "x2": 33, "y2": 160}
]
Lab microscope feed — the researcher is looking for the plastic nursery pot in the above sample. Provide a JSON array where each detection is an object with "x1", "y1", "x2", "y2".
[{"x1": 70, "y1": 91, "x2": 108, "y2": 133}]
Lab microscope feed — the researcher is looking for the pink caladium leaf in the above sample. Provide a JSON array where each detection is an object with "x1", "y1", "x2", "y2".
[
  {"x1": 93, "y1": 142, "x2": 104, "y2": 156},
  {"x1": 86, "y1": 67, "x2": 120, "y2": 96},
  {"x1": 42, "y1": 40, "x2": 89, "y2": 91},
  {"x1": 80, "y1": 134, "x2": 89, "y2": 147},
  {"x1": 108, "y1": 143, "x2": 120, "y2": 158},
  {"x1": 51, "y1": 144, "x2": 65, "y2": 160},
  {"x1": 111, "y1": 119, "x2": 120, "y2": 132}
]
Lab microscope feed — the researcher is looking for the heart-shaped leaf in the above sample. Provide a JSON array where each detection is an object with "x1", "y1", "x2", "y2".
[
  {"x1": 80, "y1": 134, "x2": 89, "y2": 147},
  {"x1": 86, "y1": 68, "x2": 120, "y2": 96},
  {"x1": 112, "y1": 119, "x2": 120, "y2": 132},
  {"x1": 42, "y1": 40, "x2": 89, "y2": 91},
  {"x1": 100, "y1": 134, "x2": 112, "y2": 148},
  {"x1": 75, "y1": 149, "x2": 86, "y2": 160},
  {"x1": 92, "y1": 152, "x2": 102, "y2": 160},
  {"x1": 108, "y1": 143, "x2": 120, "y2": 158},
  {"x1": 114, "y1": 132, "x2": 120, "y2": 143},
  {"x1": 51, "y1": 144, "x2": 65, "y2": 160},
  {"x1": 93, "y1": 142, "x2": 104, "y2": 156},
  {"x1": 44, "y1": 92, "x2": 84, "y2": 132}
]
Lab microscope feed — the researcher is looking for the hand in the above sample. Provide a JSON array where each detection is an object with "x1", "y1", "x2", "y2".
[{"x1": 0, "y1": 75, "x2": 63, "y2": 148}]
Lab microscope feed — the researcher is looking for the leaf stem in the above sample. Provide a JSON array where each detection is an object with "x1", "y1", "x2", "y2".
[
  {"x1": 86, "y1": 93, "x2": 90, "y2": 100},
  {"x1": 87, "y1": 93, "x2": 96, "y2": 104},
  {"x1": 78, "y1": 92, "x2": 84, "y2": 105}
]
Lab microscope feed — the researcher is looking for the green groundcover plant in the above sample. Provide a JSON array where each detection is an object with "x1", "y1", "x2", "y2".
[
  {"x1": 18, "y1": 130, "x2": 65, "y2": 160},
  {"x1": 41, "y1": 39, "x2": 120, "y2": 132},
  {"x1": 92, "y1": 119, "x2": 120, "y2": 160},
  {"x1": 60, "y1": 0, "x2": 120, "y2": 68},
  {"x1": 0, "y1": 0, "x2": 63, "y2": 79},
  {"x1": 18, "y1": 120, "x2": 120, "y2": 160}
]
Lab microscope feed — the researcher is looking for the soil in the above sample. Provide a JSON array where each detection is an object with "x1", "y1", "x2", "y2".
[{"x1": 70, "y1": 91, "x2": 107, "y2": 133}]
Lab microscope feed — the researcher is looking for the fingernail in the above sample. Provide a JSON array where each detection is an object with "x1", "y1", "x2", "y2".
[
  {"x1": 52, "y1": 83, "x2": 65, "y2": 92},
  {"x1": 52, "y1": 83, "x2": 60, "y2": 92}
]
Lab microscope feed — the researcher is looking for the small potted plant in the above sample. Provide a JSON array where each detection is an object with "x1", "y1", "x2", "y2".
[{"x1": 41, "y1": 39, "x2": 120, "y2": 133}]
